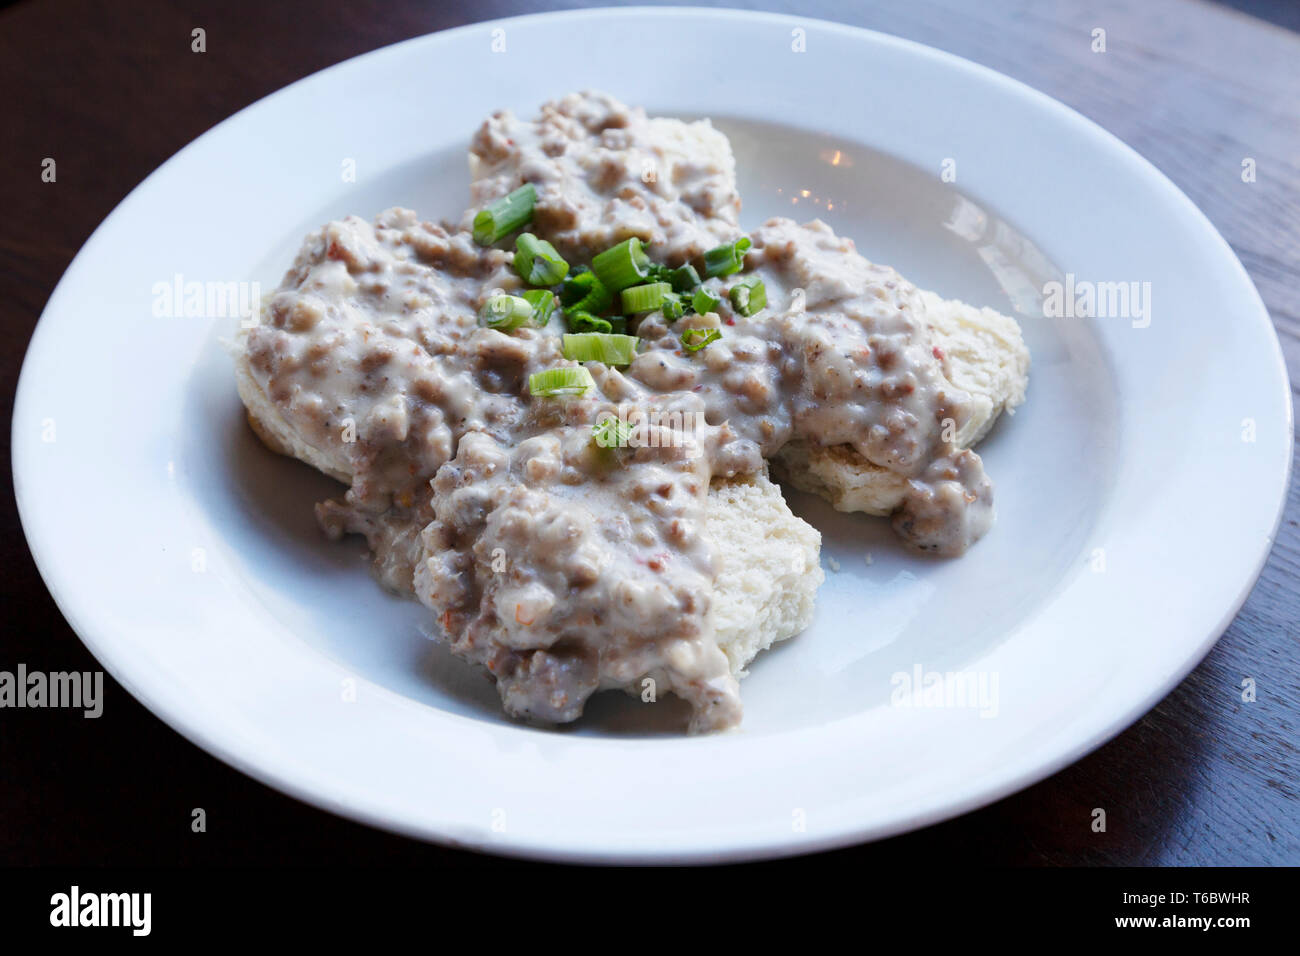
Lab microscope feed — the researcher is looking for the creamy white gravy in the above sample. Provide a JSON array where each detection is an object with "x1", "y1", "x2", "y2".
[{"x1": 242, "y1": 92, "x2": 994, "y2": 732}]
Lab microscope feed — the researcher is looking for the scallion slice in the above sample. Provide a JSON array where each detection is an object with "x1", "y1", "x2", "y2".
[
  {"x1": 691, "y1": 287, "x2": 722, "y2": 315},
  {"x1": 592, "y1": 415, "x2": 634, "y2": 449},
  {"x1": 559, "y1": 268, "x2": 613, "y2": 314},
  {"x1": 566, "y1": 310, "x2": 614, "y2": 334},
  {"x1": 514, "y1": 233, "x2": 569, "y2": 286},
  {"x1": 729, "y1": 277, "x2": 767, "y2": 317},
  {"x1": 702, "y1": 236, "x2": 752, "y2": 278},
  {"x1": 520, "y1": 288, "x2": 557, "y2": 325},
  {"x1": 472, "y1": 183, "x2": 537, "y2": 245},
  {"x1": 528, "y1": 366, "x2": 597, "y2": 397},
  {"x1": 681, "y1": 328, "x2": 722, "y2": 352},
  {"x1": 562, "y1": 332, "x2": 639, "y2": 366},
  {"x1": 620, "y1": 281, "x2": 672, "y2": 314},
  {"x1": 478, "y1": 293, "x2": 536, "y2": 331},
  {"x1": 667, "y1": 264, "x2": 701, "y2": 292},
  {"x1": 661, "y1": 291, "x2": 685, "y2": 321},
  {"x1": 591, "y1": 237, "x2": 651, "y2": 292}
]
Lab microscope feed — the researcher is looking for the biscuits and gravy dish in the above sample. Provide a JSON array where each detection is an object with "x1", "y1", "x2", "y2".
[{"x1": 233, "y1": 92, "x2": 1030, "y2": 733}]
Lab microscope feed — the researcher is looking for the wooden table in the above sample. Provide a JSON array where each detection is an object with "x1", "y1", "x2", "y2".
[{"x1": 2, "y1": 0, "x2": 1296, "y2": 866}]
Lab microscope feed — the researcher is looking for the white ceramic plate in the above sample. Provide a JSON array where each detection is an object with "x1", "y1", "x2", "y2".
[{"x1": 13, "y1": 7, "x2": 1291, "y2": 863}]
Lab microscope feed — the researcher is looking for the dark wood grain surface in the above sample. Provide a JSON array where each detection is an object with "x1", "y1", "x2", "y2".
[{"x1": 2, "y1": 0, "x2": 1297, "y2": 866}]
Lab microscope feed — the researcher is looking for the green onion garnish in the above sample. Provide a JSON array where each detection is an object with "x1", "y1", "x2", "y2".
[
  {"x1": 559, "y1": 268, "x2": 613, "y2": 314},
  {"x1": 729, "y1": 277, "x2": 767, "y2": 317},
  {"x1": 566, "y1": 310, "x2": 614, "y2": 334},
  {"x1": 620, "y1": 281, "x2": 672, "y2": 314},
  {"x1": 667, "y1": 264, "x2": 701, "y2": 293},
  {"x1": 702, "y1": 237, "x2": 752, "y2": 278},
  {"x1": 591, "y1": 237, "x2": 651, "y2": 293},
  {"x1": 478, "y1": 293, "x2": 537, "y2": 331},
  {"x1": 528, "y1": 366, "x2": 597, "y2": 397},
  {"x1": 592, "y1": 415, "x2": 634, "y2": 449},
  {"x1": 521, "y1": 288, "x2": 557, "y2": 325},
  {"x1": 473, "y1": 183, "x2": 537, "y2": 245},
  {"x1": 681, "y1": 328, "x2": 722, "y2": 352},
  {"x1": 514, "y1": 233, "x2": 569, "y2": 286},
  {"x1": 691, "y1": 287, "x2": 722, "y2": 315},
  {"x1": 661, "y1": 291, "x2": 685, "y2": 321},
  {"x1": 562, "y1": 332, "x2": 639, "y2": 366}
]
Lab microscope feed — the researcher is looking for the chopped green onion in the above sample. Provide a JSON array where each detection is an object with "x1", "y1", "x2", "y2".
[
  {"x1": 514, "y1": 233, "x2": 569, "y2": 286},
  {"x1": 702, "y1": 236, "x2": 752, "y2": 278},
  {"x1": 478, "y1": 293, "x2": 536, "y2": 331},
  {"x1": 558, "y1": 265, "x2": 590, "y2": 302},
  {"x1": 562, "y1": 332, "x2": 639, "y2": 366},
  {"x1": 661, "y1": 291, "x2": 685, "y2": 321},
  {"x1": 729, "y1": 277, "x2": 767, "y2": 317},
  {"x1": 666, "y1": 264, "x2": 701, "y2": 293},
  {"x1": 592, "y1": 415, "x2": 634, "y2": 449},
  {"x1": 691, "y1": 287, "x2": 722, "y2": 315},
  {"x1": 472, "y1": 183, "x2": 537, "y2": 245},
  {"x1": 559, "y1": 268, "x2": 613, "y2": 314},
  {"x1": 528, "y1": 366, "x2": 597, "y2": 397},
  {"x1": 521, "y1": 288, "x2": 557, "y2": 325},
  {"x1": 591, "y1": 237, "x2": 651, "y2": 292},
  {"x1": 681, "y1": 328, "x2": 722, "y2": 352},
  {"x1": 620, "y1": 281, "x2": 672, "y2": 314},
  {"x1": 566, "y1": 310, "x2": 613, "y2": 334}
]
